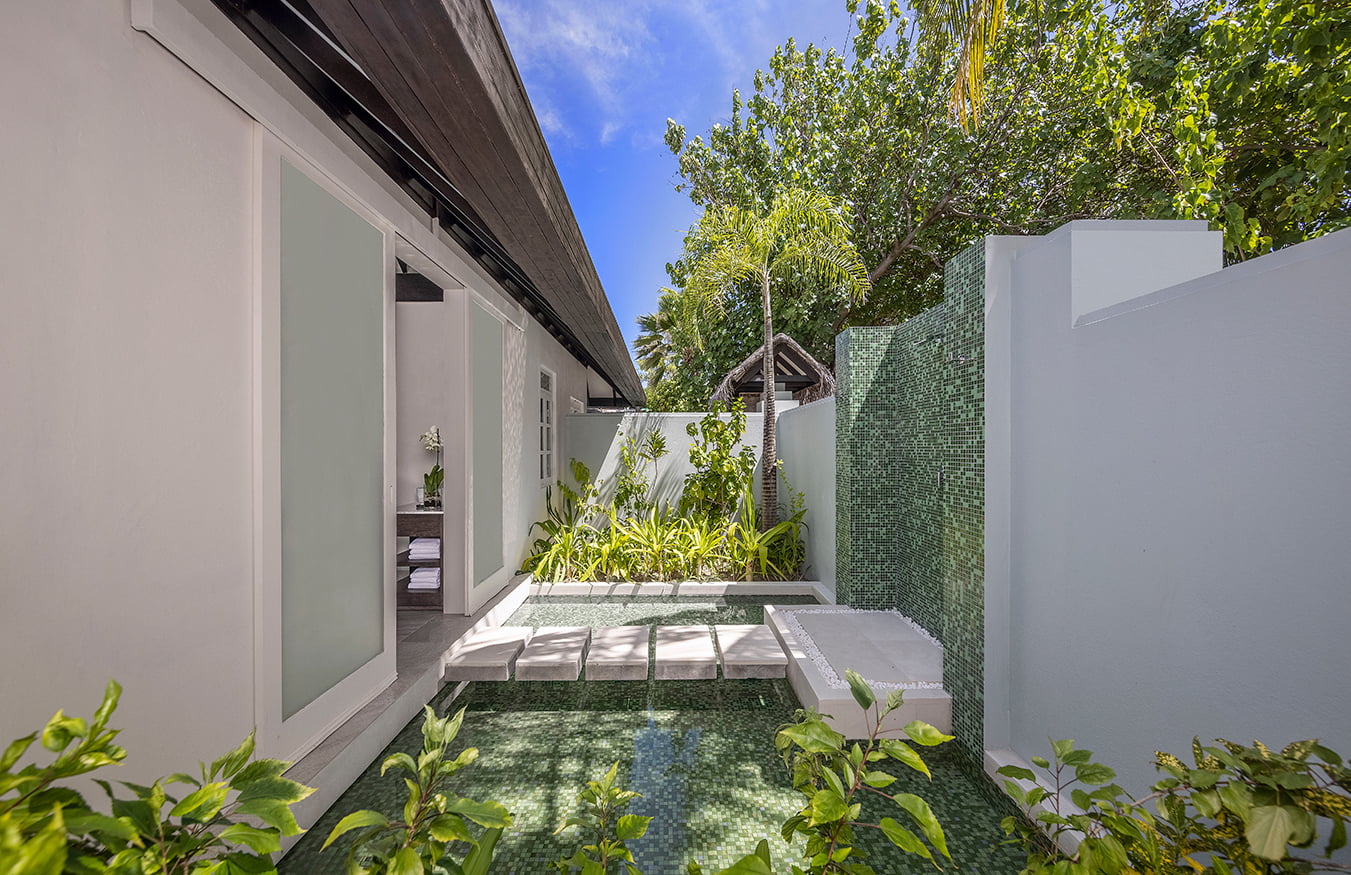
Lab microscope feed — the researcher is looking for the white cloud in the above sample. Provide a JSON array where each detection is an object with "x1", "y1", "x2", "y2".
[{"x1": 496, "y1": 0, "x2": 853, "y2": 148}]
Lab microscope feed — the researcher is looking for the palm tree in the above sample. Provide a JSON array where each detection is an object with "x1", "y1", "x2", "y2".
[
  {"x1": 633, "y1": 287, "x2": 686, "y2": 389},
  {"x1": 685, "y1": 188, "x2": 870, "y2": 528}
]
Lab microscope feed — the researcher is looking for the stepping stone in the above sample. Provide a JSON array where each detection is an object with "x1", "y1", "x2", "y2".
[
  {"x1": 443, "y1": 627, "x2": 531, "y2": 681},
  {"x1": 586, "y1": 626, "x2": 650, "y2": 681},
  {"x1": 715, "y1": 625, "x2": 788, "y2": 679},
  {"x1": 515, "y1": 627, "x2": 591, "y2": 681},
  {"x1": 654, "y1": 626, "x2": 717, "y2": 680}
]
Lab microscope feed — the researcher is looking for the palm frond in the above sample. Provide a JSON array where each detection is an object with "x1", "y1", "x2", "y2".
[{"x1": 913, "y1": 0, "x2": 1007, "y2": 127}]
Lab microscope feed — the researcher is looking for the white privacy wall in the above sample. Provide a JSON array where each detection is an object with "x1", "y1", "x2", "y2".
[
  {"x1": 563, "y1": 413, "x2": 766, "y2": 513},
  {"x1": 777, "y1": 398, "x2": 837, "y2": 592},
  {"x1": 986, "y1": 223, "x2": 1351, "y2": 796}
]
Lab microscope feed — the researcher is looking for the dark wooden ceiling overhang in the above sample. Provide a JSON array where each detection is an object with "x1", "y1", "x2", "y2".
[{"x1": 210, "y1": 0, "x2": 644, "y2": 405}]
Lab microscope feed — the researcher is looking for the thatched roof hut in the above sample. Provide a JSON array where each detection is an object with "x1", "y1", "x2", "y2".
[{"x1": 710, "y1": 334, "x2": 835, "y2": 409}]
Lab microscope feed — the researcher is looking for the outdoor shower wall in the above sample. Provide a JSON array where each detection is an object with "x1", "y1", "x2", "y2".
[
  {"x1": 990, "y1": 223, "x2": 1351, "y2": 798},
  {"x1": 835, "y1": 242, "x2": 987, "y2": 759}
]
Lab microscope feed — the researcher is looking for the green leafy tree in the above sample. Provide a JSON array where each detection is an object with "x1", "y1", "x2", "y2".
[
  {"x1": 649, "y1": 0, "x2": 1349, "y2": 406},
  {"x1": 683, "y1": 188, "x2": 870, "y2": 527},
  {"x1": 1079, "y1": 0, "x2": 1351, "y2": 256}
]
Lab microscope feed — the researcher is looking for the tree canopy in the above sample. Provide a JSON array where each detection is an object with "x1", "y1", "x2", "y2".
[{"x1": 638, "y1": 0, "x2": 1350, "y2": 410}]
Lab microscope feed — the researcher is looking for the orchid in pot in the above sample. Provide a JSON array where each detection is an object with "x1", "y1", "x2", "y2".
[{"x1": 420, "y1": 426, "x2": 443, "y2": 509}]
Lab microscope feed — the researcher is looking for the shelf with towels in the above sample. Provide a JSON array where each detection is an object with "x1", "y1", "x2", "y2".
[{"x1": 397, "y1": 507, "x2": 443, "y2": 610}]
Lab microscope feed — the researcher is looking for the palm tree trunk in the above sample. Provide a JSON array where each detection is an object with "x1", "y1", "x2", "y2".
[{"x1": 759, "y1": 271, "x2": 778, "y2": 530}]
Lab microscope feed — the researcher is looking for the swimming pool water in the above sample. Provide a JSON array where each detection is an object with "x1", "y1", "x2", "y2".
[
  {"x1": 278, "y1": 676, "x2": 1026, "y2": 874},
  {"x1": 278, "y1": 595, "x2": 1028, "y2": 873}
]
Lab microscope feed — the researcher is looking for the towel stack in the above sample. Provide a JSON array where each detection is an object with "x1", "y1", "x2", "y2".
[
  {"x1": 408, "y1": 538, "x2": 440, "y2": 561},
  {"x1": 408, "y1": 568, "x2": 440, "y2": 590}
]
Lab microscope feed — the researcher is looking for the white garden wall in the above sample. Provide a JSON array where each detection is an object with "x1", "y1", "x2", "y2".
[
  {"x1": 562, "y1": 412, "x2": 766, "y2": 513},
  {"x1": 778, "y1": 398, "x2": 837, "y2": 594},
  {"x1": 985, "y1": 222, "x2": 1351, "y2": 796}
]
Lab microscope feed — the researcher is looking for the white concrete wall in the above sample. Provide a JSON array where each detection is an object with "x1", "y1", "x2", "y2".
[
  {"x1": 986, "y1": 222, "x2": 1351, "y2": 796},
  {"x1": 0, "y1": 0, "x2": 602, "y2": 781},
  {"x1": 777, "y1": 398, "x2": 836, "y2": 593},
  {"x1": 563, "y1": 412, "x2": 766, "y2": 513},
  {"x1": 0, "y1": 0, "x2": 257, "y2": 782}
]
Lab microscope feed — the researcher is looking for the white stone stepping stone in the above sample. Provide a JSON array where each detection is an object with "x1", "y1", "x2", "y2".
[
  {"x1": 586, "y1": 626, "x2": 650, "y2": 681},
  {"x1": 515, "y1": 626, "x2": 591, "y2": 681},
  {"x1": 715, "y1": 625, "x2": 788, "y2": 679},
  {"x1": 654, "y1": 626, "x2": 717, "y2": 680},
  {"x1": 443, "y1": 627, "x2": 531, "y2": 681}
]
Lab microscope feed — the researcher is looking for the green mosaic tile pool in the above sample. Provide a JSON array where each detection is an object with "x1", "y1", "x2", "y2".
[
  {"x1": 504, "y1": 594, "x2": 819, "y2": 629},
  {"x1": 278, "y1": 677, "x2": 1027, "y2": 874}
]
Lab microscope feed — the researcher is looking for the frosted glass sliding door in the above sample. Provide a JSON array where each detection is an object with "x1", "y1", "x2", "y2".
[
  {"x1": 278, "y1": 159, "x2": 385, "y2": 719},
  {"x1": 471, "y1": 302, "x2": 503, "y2": 586}
]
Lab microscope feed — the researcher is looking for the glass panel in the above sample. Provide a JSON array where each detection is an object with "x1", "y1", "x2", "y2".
[
  {"x1": 472, "y1": 304, "x2": 503, "y2": 585},
  {"x1": 279, "y1": 160, "x2": 384, "y2": 720}
]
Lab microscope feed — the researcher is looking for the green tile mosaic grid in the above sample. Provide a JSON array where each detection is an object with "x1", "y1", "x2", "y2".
[
  {"x1": 834, "y1": 239, "x2": 988, "y2": 763},
  {"x1": 278, "y1": 676, "x2": 1027, "y2": 875}
]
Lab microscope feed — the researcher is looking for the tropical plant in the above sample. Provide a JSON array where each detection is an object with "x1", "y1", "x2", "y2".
[
  {"x1": 324, "y1": 705, "x2": 509, "y2": 875},
  {"x1": 999, "y1": 736, "x2": 1351, "y2": 874},
  {"x1": 620, "y1": 507, "x2": 689, "y2": 581},
  {"x1": 683, "y1": 188, "x2": 869, "y2": 527},
  {"x1": 0, "y1": 679, "x2": 314, "y2": 875},
  {"x1": 725, "y1": 485, "x2": 808, "y2": 582},
  {"x1": 907, "y1": 0, "x2": 1008, "y2": 126},
  {"x1": 613, "y1": 429, "x2": 669, "y2": 517},
  {"x1": 555, "y1": 761, "x2": 652, "y2": 874},
  {"x1": 690, "y1": 670, "x2": 954, "y2": 874},
  {"x1": 681, "y1": 401, "x2": 758, "y2": 522}
]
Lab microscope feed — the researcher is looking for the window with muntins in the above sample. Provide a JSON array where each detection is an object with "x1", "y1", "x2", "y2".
[{"x1": 539, "y1": 369, "x2": 554, "y2": 482}]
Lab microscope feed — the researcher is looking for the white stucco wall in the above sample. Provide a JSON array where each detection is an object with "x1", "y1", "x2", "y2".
[
  {"x1": 0, "y1": 0, "x2": 257, "y2": 781},
  {"x1": 0, "y1": 0, "x2": 606, "y2": 782},
  {"x1": 777, "y1": 398, "x2": 836, "y2": 592},
  {"x1": 986, "y1": 223, "x2": 1351, "y2": 796},
  {"x1": 563, "y1": 412, "x2": 765, "y2": 512}
]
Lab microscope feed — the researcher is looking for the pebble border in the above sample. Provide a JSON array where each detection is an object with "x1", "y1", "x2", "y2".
[{"x1": 781, "y1": 607, "x2": 945, "y2": 691}]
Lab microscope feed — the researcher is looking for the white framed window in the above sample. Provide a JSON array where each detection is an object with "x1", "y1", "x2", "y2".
[
  {"x1": 570, "y1": 396, "x2": 585, "y2": 415},
  {"x1": 539, "y1": 368, "x2": 555, "y2": 483}
]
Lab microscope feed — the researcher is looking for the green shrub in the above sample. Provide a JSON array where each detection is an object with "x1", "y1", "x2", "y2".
[
  {"x1": 554, "y1": 761, "x2": 651, "y2": 874},
  {"x1": 999, "y1": 736, "x2": 1351, "y2": 874},
  {"x1": 682, "y1": 401, "x2": 757, "y2": 522},
  {"x1": 0, "y1": 680, "x2": 313, "y2": 875},
  {"x1": 324, "y1": 706, "x2": 509, "y2": 875},
  {"x1": 691, "y1": 671, "x2": 954, "y2": 874}
]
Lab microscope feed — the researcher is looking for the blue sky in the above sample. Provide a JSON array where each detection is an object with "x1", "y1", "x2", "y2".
[{"x1": 495, "y1": 0, "x2": 859, "y2": 360}]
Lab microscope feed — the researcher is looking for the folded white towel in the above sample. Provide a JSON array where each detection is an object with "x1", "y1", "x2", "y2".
[
  {"x1": 408, "y1": 538, "x2": 440, "y2": 559},
  {"x1": 409, "y1": 568, "x2": 440, "y2": 589}
]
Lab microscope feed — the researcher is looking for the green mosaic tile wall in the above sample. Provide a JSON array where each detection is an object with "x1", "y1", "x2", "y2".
[
  {"x1": 835, "y1": 239, "x2": 988, "y2": 760},
  {"x1": 940, "y1": 242, "x2": 987, "y2": 760}
]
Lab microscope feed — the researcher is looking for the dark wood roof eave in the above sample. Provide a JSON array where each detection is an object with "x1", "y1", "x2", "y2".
[{"x1": 215, "y1": 0, "x2": 643, "y2": 405}]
